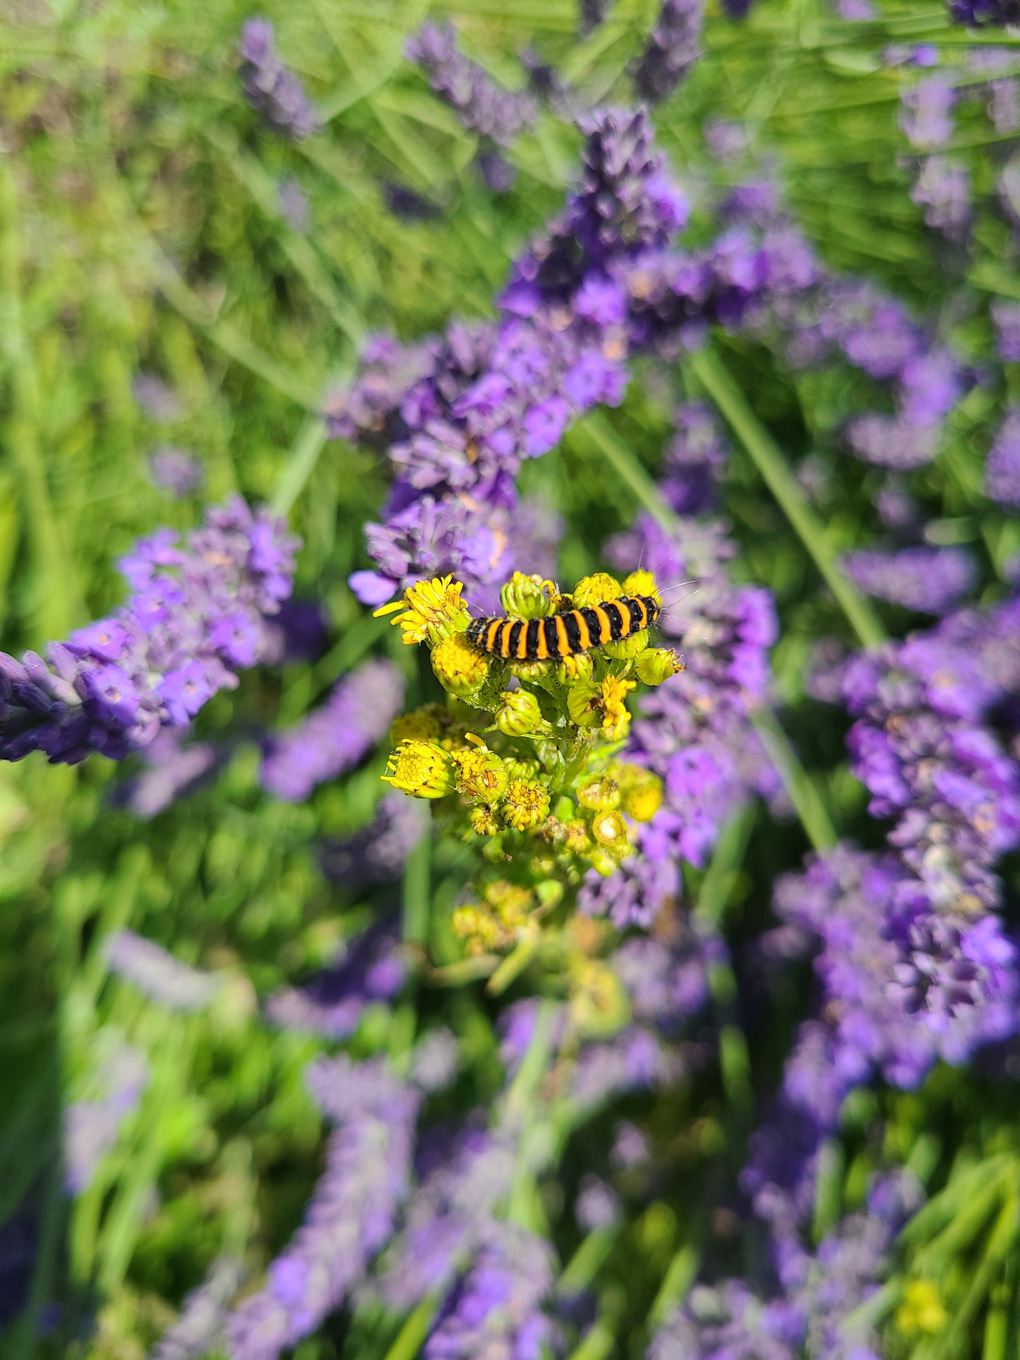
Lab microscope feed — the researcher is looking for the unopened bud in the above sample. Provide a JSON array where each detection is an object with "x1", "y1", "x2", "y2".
[
  {"x1": 499, "y1": 572, "x2": 557, "y2": 620},
  {"x1": 577, "y1": 776, "x2": 621, "y2": 813},
  {"x1": 495, "y1": 688, "x2": 543, "y2": 736},
  {"x1": 635, "y1": 648, "x2": 685, "y2": 686}
]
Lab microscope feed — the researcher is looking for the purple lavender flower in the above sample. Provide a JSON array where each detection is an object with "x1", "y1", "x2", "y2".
[
  {"x1": 579, "y1": 0, "x2": 608, "y2": 34},
  {"x1": 949, "y1": 0, "x2": 1020, "y2": 24},
  {"x1": 900, "y1": 75, "x2": 956, "y2": 148},
  {"x1": 0, "y1": 498, "x2": 298, "y2": 766},
  {"x1": 840, "y1": 545, "x2": 976, "y2": 613},
  {"x1": 133, "y1": 373, "x2": 179, "y2": 422},
  {"x1": 406, "y1": 24, "x2": 538, "y2": 147},
  {"x1": 602, "y1": 513, "x2": 778, "y2": 881},
  {"x1": 259, "y1": 658, "x2": 404, "y2": 802},
  {"x1": 425, "y1": 1223, "x2": 554, "y2": 1360},
  {"x1": 632, "y1": 0, "x2": 704, "y2": 104},
  {"x1": 649, "y1": 1281, "x2": 802, "y2": 1360},
  {"x1": 992, "y1": 301, "x2": 1020, "y2": 362},
  {"x1": 845, "y1": 414, "x2": 936, "y2": 469},
  {"x1": 107, "y1": 930, "x2": 221, "y2": 1011},
  {"x1": 64, "y1": 1044, "x2": 149, "y2": 1195},
  {"x1": 277, "y1": 178, "x2": 310, "y2": 232},
  {"x1": 148, "y1": 447, "x2": 204, "y2": 499},
  {"x1": 239, "y1": 19, "x2": 321, "y2": 140},
  {"x1": 225, "y1": 1056, "x2": 420, "y2": 1360},
  {"x1": 320, "y1": 791, "x2": 428, "y2": 890},
  {"x1": 154, "y1": 1257, "x2": 246, "y2": 1360},
  {"x1": 990, "y1": 77, "x2": 1020, "y2": 132},
  {"x1": 659, "y1": 401, "x2": 730, "y2": 513},
  {"x1": 985, "y1": 407, "x2": 1020, "y2": 507},
  {"x1": 265, "y1": 918, "x2": 405, "y2": 1038},
  {"x1": 576, "y1": 1176, "x2": 619, "y2": 1231},
  {"x1": 112, "y1": 730, "x2": 221, "y2": 818},
  {"x1": 910, "y1": 156, "x2": 971, "y2": 239}
]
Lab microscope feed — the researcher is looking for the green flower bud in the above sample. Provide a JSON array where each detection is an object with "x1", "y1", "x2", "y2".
[
  {"x1": 506, "y1": 657, "x2": 552, "y2": 683},
  {"x1": 495, "y1": 688, "x2": 543, "y2": 736},
  {"x1": 382, "y1": 740, "x2": 456, "y2": 799},
  {"x1": 571, "y1": 572, "x2": 623, "y2": 608},
  {"x1": 566, "y1": 681, "x2": 603, "y2": 729},
  {"x1": 588, "y1": 846, "x2": 619, "y2": 877},
  {"x1": 577, "y1": 776, "x2": 621, "y2": 813},
  {"x1": 499, "y1": 572, "x2": 557, "y2": 620},
  {"x1": 569, "y1": 960, "x2": 630, "y2": 1038},
  {"x1": 635, "y1": 647, "x2": 686, "y2": 686},
  {"x1": 431, "y1": 632, "x2": 491, "y2": 698},
  {"x1": 451, "y1": 744, "x2": 509, "y2": 803},
  {"x1": 603, "y1": 628, "x2": 650, "y2": 661},
  {"x1": 591, "y1": 808, "x2": 629, "y2": 850},
  {"x1": 556, "y1": 652, "x2": 594, "y2": 685},
  {"x1": 501, "y1": 779, "x2": 551, "y2": 832},
  {"x1": 468, "y1": 804, "x2": 502, "y2": 836}
]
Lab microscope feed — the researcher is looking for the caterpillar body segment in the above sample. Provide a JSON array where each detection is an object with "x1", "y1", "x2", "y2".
[{"x1": 465, "y1": 595, "x2": 661, "y2": 663}]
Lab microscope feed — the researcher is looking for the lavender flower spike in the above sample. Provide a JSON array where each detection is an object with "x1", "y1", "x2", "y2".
[
  {"x1": 841, "y1": 546, "x2": 976, "y2": 614},
  {"x1": 64, "y1": 1044, "x2": 149, "y2": 1195},
  {"x1": 632, "y1": 0, "x2": 704, "y2": 104},
  {"x1": 407, "y1": 23, "x2": 538, "y2": 146},
  {"x1": 0, "y1": 498, "x2": 299, "y2": 766},
  {"x1": 985, "y1": 407, "x2": 1020, "y2": 508},
  {"x1": 154, "y1": 1257, "x2": 246, "y2": 1360},
  {"x1": 107, "y1": 930, "x2": 221, "y2": 1012},
  {"x1": 239, "y1": 19, "x2": 321, "y2": 140},
  {"x1": 259, "y1": 657, "x2": 405, "y2": 802},
  {"x1": 225, "y1": 1056, "x2": 420, "y2": 1360}
]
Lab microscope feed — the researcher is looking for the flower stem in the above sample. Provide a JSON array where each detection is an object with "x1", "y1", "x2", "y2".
[
  {"x1": 271, "y1": 414, "x2": 330, "y2": 517},
  {"x1": 687, "y1": 347, "x2": 887, "y2": 650}
]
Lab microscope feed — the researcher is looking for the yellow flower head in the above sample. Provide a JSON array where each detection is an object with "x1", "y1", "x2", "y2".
[
  {"x1": 621, "y1": 568, "x2": 661, "y2": 605},
  {"x1": 501, "y1": 778, "x2": 552, "y2": 832},
  {"x1": 452, "y1": 744, "x2": 509, "y2": 804},
  {"x1": 382, "y1": 740, "x2": 456, "y2": 799},
  {"x1": 390, "y1": 706, "x2": 442, "y2": 746},
  {"x1": 499, "y1": 572, "x2": 558, "y2": 620},
  {"x1": 895, "y1": 1281, "x2": 947, "y2": 1336},
  {"x1": 569, "y1": 960, "x2": 630, "y2": 1038},
  {"x1": 600, "y1": 674, "x2": 637, "y2": 741},
  {"x1": 591, "y1": 808, "x2": 629, "y2": 850},
  {"x1": 432, "y1": 631, "x2": 490, "y2": 698},
  {"x1": 571, "y1": 572, "x2": 623, "y2": 608},
  {"x1": 615, "y1": 763, "x2": 663, "y2": 822},
  {"x1": 374, "y1": 576, "x2": 471, "y2": 647}
]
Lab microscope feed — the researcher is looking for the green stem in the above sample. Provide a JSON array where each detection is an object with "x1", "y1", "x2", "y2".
[
  {"x1": 578, "y1": 413, "x2": 676, "y2": 534},
  {"x1": 271, "y1": 415, "x2": 330, "y2": 517},
  {"x1": 687, "y1": 348, "x2": 887, "y2": 650},
  {"x1": 649, "y1": 1243, "x2": 700, "y2": 1329},
  {"x1": 379, "y1": 1293, "x2": 443, "y2": 1360},
  {"x1": 753, "y1": 710, "x2": 837, "y2": 852},
  {"x1": 401, "y1": 833, "x2": 432, "y2": 949}
]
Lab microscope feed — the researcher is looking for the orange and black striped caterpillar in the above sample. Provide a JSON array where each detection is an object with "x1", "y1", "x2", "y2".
[{"x1": 465, "y1": 595, "x2": 661, "y2": 663}]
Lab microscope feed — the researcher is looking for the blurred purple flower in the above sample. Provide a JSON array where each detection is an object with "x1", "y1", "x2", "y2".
[
  {"x1": 239, "y1": 18, "x2": 321, "y2": 140},
  {"x1": 320, "y1": 791, "x2": 428, "y2": 890},
  {"x1": 265, "y1": 919, "x2": 405, "y2": 1038},
  {"x1": 259, "y1": 658, "x2": 404, "y2": 802},
  {"x1": 632, "y1": 0, "x2": 704, "y2": 104},
  {"x1": 154, "y1": 1257, "x2": 246, "y2": 1360},
  {"x1": 64, "y1": 1044, "x2": 149, "y2": 1195},
  {"x1": 107, "y1": 929, "x2": 221, "y2": 1011},
  {"x1": 148, "y1": 447, "x2": 204, "y2": 499},
  {"x1": 910, "y1": 156, "x2": 971, "y2": 239},
  {"x1": 0, "y1": 499, "x2": 298, "y2": 766},
  {"x1": 407, "y1": 23, "x2": 538, "y2": 146},
  {"x1": 841, "y1": 545, "x2": 976, "y2": 613},
  {"x1": 985, "y1": 407, "x2": 1020, "y2": 507},
  {"x1": 900, "y1": 75, "x2": 955, "y2": 148}
]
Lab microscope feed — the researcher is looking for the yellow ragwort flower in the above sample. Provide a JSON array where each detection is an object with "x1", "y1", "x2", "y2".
[
  {"x1": 895, "y1": 1281, "x2": 948, "y2": 1336},
  {"x1": 600, "y1": 674, "x2": 636, "y2": 741},
  {"x1": 374, "y1": 576, "x2": 471, "y2": 646},
  {"x1": 621, "y1": 568, "x2": 662, "y2": 605},
  {"x1": 501, "y1": 779, "x2": 552, "y2": 832},
  {"x1": 390, "y1": 707, "x2": 442, "y2": 746},
  {"x1": 615, "y1": 763, "x2": 663, "y2": 823},
  {"x1": 571, "y1": 572, "x2": 623, "y2": 608},
  {"x1": 468, "y1": 804, "x2": 502, "y2": 836},
  {"x1": 381, "y1": 739, "x2": 456, "y2": 799},
  {"x1": 452, "y1": 743, "x2": 509, "y2": 804},
  {"x1": 431, "y1": 631, "x2": 490, "y2": 698}
]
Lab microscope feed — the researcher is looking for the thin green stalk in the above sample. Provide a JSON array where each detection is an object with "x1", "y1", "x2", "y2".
[
  {"x1": 579, "y1": 413, "x2": 676, "y2": 534},
  {"x1": 649, "y1": 1243, "x2": 700, "y2": 1329},
  {"x1": 753, "y1": 710, "x2": 837, "y2": 852},
  {"x1": 10, "y1": 1137, "x2": 65, "y2": 1360},
  {"x1": 271, "y1": 415, "x2": 330, "y2": 517},
  {"x1": 401, "y1": 833, "x2": 432, "y2": 949},
  {"x1": 687, "y1": 348, "x2": 887, "y2": 650},
  {"x1": 379, "y1": 1293, "x2": 444, "y2": 1360}
]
